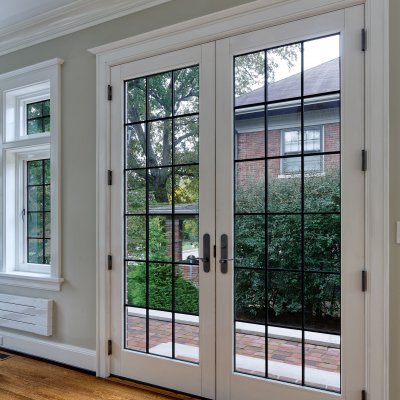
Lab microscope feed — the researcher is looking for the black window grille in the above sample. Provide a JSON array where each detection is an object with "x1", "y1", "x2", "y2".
[
  {"x1": 233, "y1": 34, "x2": 341, "y2": 392},
  {"x1": 26, "y1": 159, "x2": 51, "y2": 264},
  {"x1": 124, "y1": 65, "x2": 200, "y2": 363},
  {"x1": 26, "y1": 100, "x2": 50, "y2": 135}
]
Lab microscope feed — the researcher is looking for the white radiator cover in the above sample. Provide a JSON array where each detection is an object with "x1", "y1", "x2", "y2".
[{"x1": 0, "y1": 294, "x2": 53, "y2": 336}]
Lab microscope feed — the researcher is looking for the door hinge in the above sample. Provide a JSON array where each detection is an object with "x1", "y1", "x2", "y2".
[
  {"x1": 361, "y1": 29, "x2": 367, "y2": 51},
  {"x1": 213, "y1": 245, "x2": 216, "y2": 258},
  {"x1": 108, "y1": 255, "x2": 112, "y2": 270},
  {"x1": 108, "y1": 170, "x2": 113, "y2": 185},
  {"x1": 362, "y1": 389, "x2": 367, "y2": 400},
  {"x1": 362, "y1": 270, "x2": 368, "y2": 292},
  {"x1": 108, "y1": 339, "x2": 112, "y2": 355},
  {"x1": 107, "y1": 85, "x2": 112, "y2": 101},
  {"x1": 362, "y1": 150, "x2": 367, "y2": 172}
]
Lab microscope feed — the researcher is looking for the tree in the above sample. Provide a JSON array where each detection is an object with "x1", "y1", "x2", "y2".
[
  {"x1": 126, "y1": 46, "x2": 299, "y2": 203},
  {"x1": 126, "y1": 67, "x2": 199, "y2": 204}
]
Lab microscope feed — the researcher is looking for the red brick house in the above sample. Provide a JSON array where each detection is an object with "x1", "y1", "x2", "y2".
[{"x1": 235, "y1": 58, "x2": 340, "y2": 178}]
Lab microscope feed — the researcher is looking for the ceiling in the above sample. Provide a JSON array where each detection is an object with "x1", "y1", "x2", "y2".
[
  {"x1": 0, "y1": 0, "x2": 77, "y2": 29},
  {"x1": 0, "y1": 0, "x2": 171, "y2": 56}
]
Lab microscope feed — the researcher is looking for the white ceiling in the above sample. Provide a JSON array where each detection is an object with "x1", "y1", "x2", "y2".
[
  {"x1": 0, "y1": 0, "x2": 171, "y2": 57},
  {"x1": 0, "y1": 0, "x2": 80, "y2": 29}
]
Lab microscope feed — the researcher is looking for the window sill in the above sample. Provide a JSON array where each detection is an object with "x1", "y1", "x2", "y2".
[{"x1": 0, "y1": 272, "x2": 64, "y2": 291}]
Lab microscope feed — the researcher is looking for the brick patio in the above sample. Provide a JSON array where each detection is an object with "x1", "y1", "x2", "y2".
[{"x1": 125, "y1": 315, "x2": 340, "y2": 391}]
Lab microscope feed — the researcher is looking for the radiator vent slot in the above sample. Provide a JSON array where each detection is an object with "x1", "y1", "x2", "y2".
[{"x1": 0, "y1": 294, "x2": 53, "y2": 336}]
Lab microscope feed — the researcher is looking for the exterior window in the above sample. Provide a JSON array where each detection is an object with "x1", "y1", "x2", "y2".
[
  {"x1": 26, "y1": 159, "x2": 51, "y2": 265},
  {"x1": 0, "y1": 58, "x2": 63, "y2": 290},
  {"x1": 282, "y1": 126, "x2": 322, "y2": 174},
  {"x1": 27, "y1": 100, "x2": 50, "y2": 135}
]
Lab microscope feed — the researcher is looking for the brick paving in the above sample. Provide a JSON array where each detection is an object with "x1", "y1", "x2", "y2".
[{"x1": 126, "y1": 315, "x2": 340, "y2": 391}]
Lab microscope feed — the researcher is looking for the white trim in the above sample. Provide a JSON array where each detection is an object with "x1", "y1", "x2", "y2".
[
  {"x1": 0, "y1": 59, "x2": 64, "y2": 82},
  {"x1": 0, "y1": 272, "x2": 63, "y2": 291},
  {"x1": 94, "y1": 1, "x2": 388, "y2": 399},
  {"x1": 0, "y1": 330, "x2": 95, "y2": 371},
  {"x1": 89, "y1": 0, "x2": 364, "y2": 59},
  {"x1": 0, "y1": 0, "x2": 172, "y2": 57},
  {"x1": 0, "y1": 58, "x2": 63, "y2": 285},
  {"x1": 364, "y1": 0, "x2": 390, "y2": 399}
]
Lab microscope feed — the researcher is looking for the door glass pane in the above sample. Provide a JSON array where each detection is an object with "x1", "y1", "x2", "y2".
[
  {"x1": 234, "y1": 34, "x2": 341, "y2": 392},
  {"x1": 124, "y1": 65, "x2": 200, "y2": 363}
]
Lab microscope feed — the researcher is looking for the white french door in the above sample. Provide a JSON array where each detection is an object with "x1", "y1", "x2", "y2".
[
  {"x1": 110, "y1": 44, "x2": 216, "y2": 398},
  {"x1": 215, "y1": 6, "x2": 365, "y2": 400},
  {"x1": 110, "y1": 5, "x2": 365, "y2": 400}
]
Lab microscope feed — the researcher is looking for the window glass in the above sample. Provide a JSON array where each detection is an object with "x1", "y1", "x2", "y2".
[
  {"x1": 27, "y1": 100, "x2": 50, "y2": 135},
  {"x1": 27, "y1": 159, "x2": 51, "y2": 264},
  {"x1": 282, "y1": 127, "x2": 322, "y2": 174}
]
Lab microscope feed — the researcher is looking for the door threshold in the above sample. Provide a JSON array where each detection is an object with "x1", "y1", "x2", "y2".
[{"x1": 108, "y1": 375, "x2": 208, "y2": 400}]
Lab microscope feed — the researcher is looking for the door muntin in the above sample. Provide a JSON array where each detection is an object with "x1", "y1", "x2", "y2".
[
  {"x1": 233, "y1": 34, "x2": 342, "y2": 392},
  {"x1": 123, "y1": 65, "x2": 201, "y2": 364}
]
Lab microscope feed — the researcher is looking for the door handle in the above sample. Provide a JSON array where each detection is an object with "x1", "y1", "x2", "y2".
[
  {"x1": 198, "y1": 233, "x2": 210, "y2": 273},
  {"x1": 219, "y1": 234, "x2": 231, "y2": 274}
]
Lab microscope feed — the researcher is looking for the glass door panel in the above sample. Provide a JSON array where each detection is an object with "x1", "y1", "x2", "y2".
[
  {"x1": 233, "y1": 34, "x2": 341, "y2": 392},
  {"x1": 110, "y1": 44, "x2": 216, "y2": 398},
  {"x1": 216, "y1": 6, "x2": 365, "y2": 400},
  {"x1": 124, "y1": 65, "x2": 200, "y2": 363}
]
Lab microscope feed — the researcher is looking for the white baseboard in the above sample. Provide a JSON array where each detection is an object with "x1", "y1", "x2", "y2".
[{"x1": 0, "y1": 329, "x2": 96, "y2": 372}]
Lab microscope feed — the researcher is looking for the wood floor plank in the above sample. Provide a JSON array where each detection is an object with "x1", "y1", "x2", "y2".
[{"x1": 0, "y1": 355, "x2": 198, "y2": 400}]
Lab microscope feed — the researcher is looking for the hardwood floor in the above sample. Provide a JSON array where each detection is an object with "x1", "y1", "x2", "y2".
[{"x1": 0, "y1": 353, "x2": 197, "y2": 400}]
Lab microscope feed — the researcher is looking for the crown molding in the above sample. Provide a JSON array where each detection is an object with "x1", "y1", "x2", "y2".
[{"x1": 0, "y1": 0, "x2": 171, "y2": 57}]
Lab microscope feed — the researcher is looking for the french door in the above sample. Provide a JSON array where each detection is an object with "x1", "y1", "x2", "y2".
[{"x1": 110, "y1": 5, "x2": 365, "y2": 400}]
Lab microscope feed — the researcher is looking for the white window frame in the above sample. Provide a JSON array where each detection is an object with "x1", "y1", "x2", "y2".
[
  {"x1": 20, "y1": 148, "x2": 51, "y2": 274},
  {"x1": 0, "y1": 59, "x2": 63, "y2": 291},
  {"x1": 280, "y1": 125, "x2": 324, "y2": 175}
]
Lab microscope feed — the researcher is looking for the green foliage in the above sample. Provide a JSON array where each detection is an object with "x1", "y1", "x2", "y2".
[
  {"x1": 26, "y1": 159, "x2": 51, "y2": 265},
  {"x1": 235, "y1": 169, "x2": 341, "y2": 333},
  {"x1": 127, "y1": 216, "x2": 199, "y2": 314},
  {"x1": 234, "y1": 44, "x2": 301, "y2": 96}
]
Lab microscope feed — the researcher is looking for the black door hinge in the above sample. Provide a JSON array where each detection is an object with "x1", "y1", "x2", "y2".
[
  {"x1": 362, "y1": 150, "x2": 367, "y2": 172},
  {"x1": 213, "y1": 245, "x2": 216, "y2": 258},
  {"x1": 108, "y1": 170, "x2": 113, "y2": 185},
  {"x1": 361, "y1": 29, "x2": 367, "y2": 51},
  {"x1": 107, "y1": 85, "x2": 112, "y2": 101},
  {"x1": 362, "y1": 270, "x2": 368, "y2": 292},
  {"x1": 108, "y1": 255, "x2": 112, "y2": 271},
  {"x1": 108, "y1": 339, "x2": 112, "y2": 355},
  {"x1": 362, "y1": 389, "x2": 367, "y2": 400}
]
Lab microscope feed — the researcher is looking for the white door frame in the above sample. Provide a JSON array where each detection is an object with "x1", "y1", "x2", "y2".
[
  {"x1": 90, "y1": 0, "x2": 389, "y2": 399},
  {"x1": 109, "y1": 44, "x2": 216, "y2": 398},
  {"x1": 216, "y1": 6, "x2": 364, "y2": 399}
]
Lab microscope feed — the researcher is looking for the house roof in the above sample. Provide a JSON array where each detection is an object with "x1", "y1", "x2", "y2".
[{"x1": 236, "y1": 58, "x2": 339, "y2": 106}]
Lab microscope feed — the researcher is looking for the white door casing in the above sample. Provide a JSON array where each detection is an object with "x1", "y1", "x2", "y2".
[{"x1": 92, "y1": 1, "x2": 388, "y2": 399}]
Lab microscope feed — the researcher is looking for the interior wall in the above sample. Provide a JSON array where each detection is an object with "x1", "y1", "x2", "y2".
[
  {"x1": 389, "y1": 0, "x2": 400, "y2": 398},
  {"x1": 0, "y1": 0, "x2": 253, "y2": 351}
]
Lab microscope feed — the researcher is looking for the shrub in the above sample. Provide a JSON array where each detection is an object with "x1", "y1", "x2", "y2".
[
  {"x1": 235, "y1": 169, "x2": 341, "y2": 333},
  {"x1": 127, "y1": 216, "x2": 199, "y2": 314}
]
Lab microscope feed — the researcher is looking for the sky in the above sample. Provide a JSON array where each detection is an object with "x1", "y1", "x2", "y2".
[{"x1": 274, "y1": 34, "x2": 340, "y2": 81}]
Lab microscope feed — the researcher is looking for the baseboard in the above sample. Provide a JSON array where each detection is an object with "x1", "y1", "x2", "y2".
[{"x1": 0, "y1": 329, "x2": 96, "y2": 372}]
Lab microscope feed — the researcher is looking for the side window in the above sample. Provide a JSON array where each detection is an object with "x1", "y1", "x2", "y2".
[
  {"x1": 0, "y1": 59, "x2": 63, "y2": 290},
  {"x1": 26, "y1": 159, "x2": 51, "y2": 265}
]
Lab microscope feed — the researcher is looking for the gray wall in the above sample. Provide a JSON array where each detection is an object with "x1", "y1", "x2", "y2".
[
  {"x1": 0, "y1": 0, "x2": 398, "y2": 397},
  {"x1": 0, "y1": 0, "x2": 253, "y2": 351}
]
